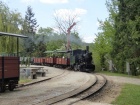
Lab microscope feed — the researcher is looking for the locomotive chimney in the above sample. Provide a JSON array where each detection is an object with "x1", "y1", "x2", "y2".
[{"x1": 86, "y1": 46, "x2": 89, "y2": 52}]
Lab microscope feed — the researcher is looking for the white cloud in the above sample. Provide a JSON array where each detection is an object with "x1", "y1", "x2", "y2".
[
  {"x1": 21, "y1": 0, "x2": 68, "y2": 4},
  {"x1": 54, "y1": 8, "x2": 87, "y2": 16},
  {"x1": 40, "y1": 0, "x2": 68, "y2": 4},
  {"x1": 96, "y1": 21, "x2": 100, "y2": 27},
  {"x1": 75, "y1": 8, "x2": 87, "y2": 15},
  {"x1": 21, "y1": 0, "x2": 35, "y2": 4},
  {"x1": 76, "y1": 0, "x2": 85, "y2": 2},
  {"x1": 54, "y1": 8, "x2": 87, "y2": 21}
]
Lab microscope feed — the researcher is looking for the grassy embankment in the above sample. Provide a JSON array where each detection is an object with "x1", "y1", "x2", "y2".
[
  {"x1": 19, "y1": 78, "x2": 32, "y2": 84},
  {"x1": 99, "y1": 71, "x2": 140, "y2": 105},
  {"x1": 112, "y1": 84, "x2": 140, "y2": 105}
]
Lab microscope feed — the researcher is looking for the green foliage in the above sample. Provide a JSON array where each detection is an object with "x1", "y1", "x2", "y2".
[
  {"x1": 21, "y1": 6, "x2": 39, "y2": 57},
  {"x1": 113, "y1": 0, "x2": 140, "y2": 74},
  {"x1": 19, "y1": 78, "x2": 32, "y2": 84},
  {"x1": 0, "y1": 1, "x2": 23, "y2": 54},
  {"x1": 23, "y1": 6, "x2": 38, "y2": 35},
  {"x1": 93, "y1": 0, "x2": 140, "y2": 75},
  {"x1": 92, "y1": 0, "x2": 117, "y2": 71}
]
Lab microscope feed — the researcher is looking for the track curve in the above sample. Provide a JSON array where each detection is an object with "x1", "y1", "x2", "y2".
[
  {"x1": 36, "y1": 74, "x2": 96, "y2": 105},
  {"x1": 0, "y1": 68, "x2": 96, "y2": 105},
  {"x1": 53, "y1": 74, "x2": 107, "y2": 105}
]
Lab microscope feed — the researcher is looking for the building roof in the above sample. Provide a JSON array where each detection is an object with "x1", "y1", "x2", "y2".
[
  {"x1": 44, "y1": 50, "x2": 70, "y2": 53},
  {"x1": 0, "y1": 32, "x2": 28, "y2": 38}
]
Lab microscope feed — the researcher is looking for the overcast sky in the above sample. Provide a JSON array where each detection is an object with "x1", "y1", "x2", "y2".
[{"x1": 2, "y1": 0, "x2": 109, "y2": 43}]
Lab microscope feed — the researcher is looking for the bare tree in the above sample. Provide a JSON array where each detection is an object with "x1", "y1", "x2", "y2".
[{"x1": 54, "y1": 10, "x2": 79, "y2": 50}]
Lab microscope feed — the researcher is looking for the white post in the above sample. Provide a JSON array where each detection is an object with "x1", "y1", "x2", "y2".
[
  {"x1": 109, "y1": 60, "x2": 113, "y2": 71},
  {"x1": 126, "y1": 61, "x2": 130, "y2": 75}
]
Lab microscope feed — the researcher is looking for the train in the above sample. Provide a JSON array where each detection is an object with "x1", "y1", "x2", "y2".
[{"x1": 32, "y1": 46, "x2": 95, "y2": 72}]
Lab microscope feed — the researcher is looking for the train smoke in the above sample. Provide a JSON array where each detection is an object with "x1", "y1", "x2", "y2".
[{"x1": 21, "y1": 30, "x2": 84, "y2": 53}]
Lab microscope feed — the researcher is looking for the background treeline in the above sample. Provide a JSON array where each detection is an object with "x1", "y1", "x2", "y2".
[
  {"x1": 0, "y1": 1, "x2": 83, "y2": 58},
  {"x1": 0, "y1": 0, "x2": 139, "y2": 75},
  {"x1": 92, "y1": 0, "x2": 140, "y2": 75}
]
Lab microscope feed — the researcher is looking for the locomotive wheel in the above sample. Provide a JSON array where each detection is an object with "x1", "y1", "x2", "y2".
[
  {"x1": 0, "y1": 86, "x2": 6, "y2": 93},
  {"x1": 8, "y1": 84, "x2": 15, "y2": 91}
]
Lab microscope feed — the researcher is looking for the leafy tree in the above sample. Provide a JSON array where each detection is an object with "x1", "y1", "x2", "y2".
[
  {"x1": 113, "y1": 0, "x2": 140, "y2": 75},
  {"x1": 0, "y1": 1, "x2": 23, "y2": 55},
  {"x1": 21, "y1": 6, "x2": 39, "y2": 57},
  {"x1": 24, "y1": 6, "x2": 38, "y2": 35},
  {"x1": 92, "y1": 0, "x2": 117, "y2": 71},
  {"x1": 33, "y1": 27, "x2": 51, "y2": 57}
]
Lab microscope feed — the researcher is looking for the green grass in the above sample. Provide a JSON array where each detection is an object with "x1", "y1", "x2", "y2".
[
  {"x1": 112, "y1": 84, "x2": 140, "y2": 105},
  {"x1": 19, "y1": 78, "x2": 32, "y2": 84},
  {"x1": 98, "y1": 71, "x2": 140, "y2": 78}
]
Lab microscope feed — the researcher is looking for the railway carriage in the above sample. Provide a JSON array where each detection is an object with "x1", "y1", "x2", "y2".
[
  {"x1": 0, "y1": 32, "x2": 28, "y2": 92},
  {"x1": 44, "y1": 57, "x2": 56, "y2": 66},
  {"x1": 0, "y1": 57, "x2": 19, "y2": 92},
  {"x1": 55, "y1": 57, "x2": 70, "y2": 67}
]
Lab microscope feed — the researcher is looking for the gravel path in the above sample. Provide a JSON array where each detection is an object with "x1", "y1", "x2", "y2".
[
  {"x1": 73, "y1": 100, "x2": 111, "y2": 105},
  {"x1": 104, "y1": 75, "x2": 140, "y2": 85},
  {"x1": 0, "y1": 67, "x2": 92, "y2": 105},
  {"x1": 19, "y1": 65, "x2": 65, "y2": 86}
]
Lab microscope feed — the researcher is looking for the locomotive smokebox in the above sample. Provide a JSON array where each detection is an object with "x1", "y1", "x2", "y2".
[{"x1": 86, "y1": 46, "x2": 89, "y2": 52}]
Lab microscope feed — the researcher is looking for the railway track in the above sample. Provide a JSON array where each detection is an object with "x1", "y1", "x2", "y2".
[
  {"x1": 38, "y1": 75, "x2": 95, "y2": 105},
  {"x1": 34, "y1": 74, "x2": 106, "y2": 105}
]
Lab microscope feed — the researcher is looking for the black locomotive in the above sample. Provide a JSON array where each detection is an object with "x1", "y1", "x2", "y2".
[{"x1": 69, "y1": 46, "x2": 95, "y2": 72}]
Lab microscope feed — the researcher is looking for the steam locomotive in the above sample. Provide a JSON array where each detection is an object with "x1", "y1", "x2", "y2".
[{"x1": 33, "y1": 46, "x2": 95, "y2": 72}]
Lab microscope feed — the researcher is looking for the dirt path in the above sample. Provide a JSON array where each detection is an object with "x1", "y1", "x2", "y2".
[
  {"x1": 104, "y1": 75, "x2": 140, "y2": 85},
  {"x1": 0, "y1": 69, "x2": 92, "y2": 105},
  {"x1": 86, "y1": 80, "x2": 123, "y2": 104}
]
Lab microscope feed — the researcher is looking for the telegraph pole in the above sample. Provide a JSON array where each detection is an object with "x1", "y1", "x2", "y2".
[{"x1": 67, "y1": 22, "x2": 76, "y2": 51}]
